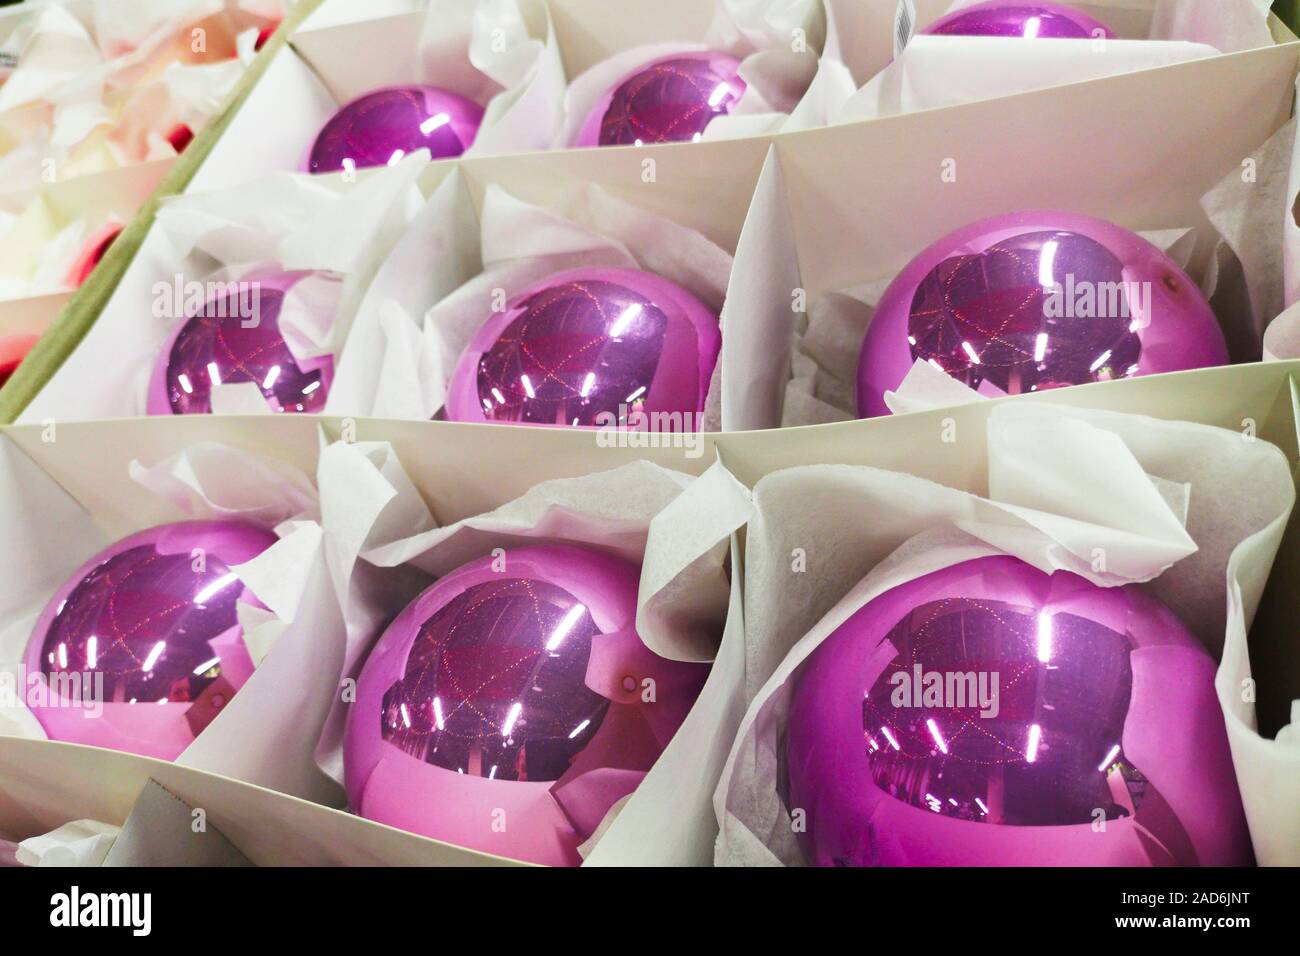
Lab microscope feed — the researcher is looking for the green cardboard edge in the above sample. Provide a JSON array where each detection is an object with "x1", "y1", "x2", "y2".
[
  {"x1": 0, "y1": 0, "x2": 324, "y2": 425},
  {"x1": 1277, "y1": 1, "x2": 1300, "y2": 36}
]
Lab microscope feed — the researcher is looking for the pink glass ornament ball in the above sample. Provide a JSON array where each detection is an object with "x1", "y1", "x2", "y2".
[
  {"x1": 923, "y1": 1, "x2": 1114, "y2": 39},
  {"x1": 856, "y1": 210, "x2": 1229, "y2": 417},
  {"x1": 307, "y1": 85, "x2": 483, "y2": 174},
  {"x1": 445, "y1": 266, "x2": 720, "y2": 429},
  {"x1": 25, "y1": 521, "x2": 278, "y2": 761},
  {"x1": 785, "y1": 555, "x2": 1251, "y2": 866},
  {"x1": 147, "y1": 268, "x2": 334, "y2": 416},
  {"x1": 576, "y1": 51, "x2": 746, "y2": 147},
  {"x1": 344, "y1": 544, "x2": 708, "y2": 866}
]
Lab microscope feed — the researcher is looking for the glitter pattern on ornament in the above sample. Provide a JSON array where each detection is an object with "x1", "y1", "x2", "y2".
[
  {"x1": 446, "y1": 266, "x2": 720, "y2": 429},
  {"x1": 147, "y1": 269, "x2": 334, "y2": 416},
  {"x1": 25, "y1": 521, "x2": 278, "y2": 761},
  {"x1": 307, "y1": 85, "x2": 483, "y2": 173},
  {"x1": 576, "y1": 52, "x2": 746, "y2": 147}
]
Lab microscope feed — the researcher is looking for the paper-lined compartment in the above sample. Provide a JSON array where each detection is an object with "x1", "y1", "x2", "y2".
[
  {"x1": 190, "y1": 0, "x2": 565, "y2": 193},
  {"x1": 0, "y1": 421, "x2": 342, "y2": 806},
  {"x1": 828, "y1": 0, "x2": 1290, "y2": 122},
  {"x1": 310, "y1": 434, "x2": 743, "y2": 864},
  {"x1": 328, "y1": 171, "x2": 746, "y2": 430},
  {"x1": 718, "y1": 39, "x2": 1299, "y2": 429},
  {"x1": 16, "y1": 156, "x2": 437, "y2": 424},
  {"x1": 713, "y1": 401, "x2": 1297, "y2": 865}
]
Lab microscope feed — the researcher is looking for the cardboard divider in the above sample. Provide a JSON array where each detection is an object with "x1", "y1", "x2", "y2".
[{"x1": 725, "y1": 39, "x2": 1300, "y2": 429}]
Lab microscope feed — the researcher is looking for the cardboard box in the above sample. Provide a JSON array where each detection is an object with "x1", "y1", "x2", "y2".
[{"x1": 0, "y1": 359, "x2": 1295, "y2": 864}]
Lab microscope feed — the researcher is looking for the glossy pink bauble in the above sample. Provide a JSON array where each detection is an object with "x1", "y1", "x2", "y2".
[
  {"x1": 445, "y1": 266, "x2": 720, "y2": 430},
  {"x1": 786, "y1": 556, "x2": 1251, "y2": 866},
  {"x1": 857, "y1": 211, "x2": 1229, "y2": 416},
  {"x1": 25, "y1": 521, "x2": 278, "y2": 761},
  {"x1": 307, "y1": 85, "x2": 483, "y2": 173},
  {"x1": 576, "y1": 51, "x2": 745, "y2": 147},
  {"x1": 147, "y1": 268, "x2": 334, "y2": 416},
  {"x1": 343, "y1": 545, "x2": 708, "y2": 865},
  {"x1": 923, "y1": 1, "x2": 1114, "y2": 39}
]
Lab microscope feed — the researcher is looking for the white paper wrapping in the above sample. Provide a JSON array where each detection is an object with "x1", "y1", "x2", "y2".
[
  {"x1": 15, "y1": 819, "x2": 118, "y2": 867},
  {"x1": 327, "y1": 178, "x2": 733, "y2": 428},
  {"x1": 417, "y1": 0, "x2": 568, "y2": 157},
  {"x1": 712, "y1": 402, "x2": 1297, "y2": 865}
]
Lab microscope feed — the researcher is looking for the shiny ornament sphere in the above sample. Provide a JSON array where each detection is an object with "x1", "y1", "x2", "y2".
[
  {"x1": 576, "y1": 52, "x2": 746, "y2": 147},
  {"x1": 147, "y1": 268, "x2": 334, "y2": 416},
  {"x1": 445, "y1": 266, "x2": 720, "y2": 429},
  {"x1": 923, "y1": 1, "x2": 1114, "y2": 39},
  {"x1": 856, "y1": 211, "x2": 1228, "y2": 417},
  {"x1": 344, "y1": 545, "x2": 708, "y2": 865},
  {"x1": 785, "y1": 556, "x2": 1250, "y2": 866},
  {"x1": 307, "y1": 85, "x2": 483, "y2": 173},
  {"x1": 25, "y1": 521, "x2": 278, "y2": 760}
]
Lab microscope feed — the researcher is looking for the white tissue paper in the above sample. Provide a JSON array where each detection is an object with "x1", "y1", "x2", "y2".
[
  {"x1": 416, "y1": 0, "x2": 568, "y2": 156},
  {"x1": 311, "y1": 440, "x2": 740, "y2": 861},
  {"x1": 327, "y1": 177, "x2": 733, "y2": 429},
  {"x1": 15, "y1": 819, "x2": 119, "y2": 867},
  {"x1": 712, "y1": 402, "x2": 1297, "y2": 865}
]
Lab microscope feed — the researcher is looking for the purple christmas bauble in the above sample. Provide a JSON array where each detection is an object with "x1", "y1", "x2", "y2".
[
  {"x1": 445, "y1": 266, "x2": 720, "y2": 429},
  {"x1": 923, "y1": 1, "x2": 1114, "y2": 39},
  {"x1": 786, "y1": 556, "x2": 1251, "y2": 866},
  {"x1": 25, "y1": 521, "x2": 278, "y2": 760},
  {"x1": 576, "y1": 52, "x2": 746, "y2": 147},
  {"x1": 343, "y1": 545, "x2": 708, "y2": 866},
  {"x1": 147, "y1": 269, "x2": 334, "y2": 416},
  {"x1": 307, "y1": 85, "x2": 483, "y2": 173},
  {"x1": 856, "y1": 211, "x2": 1229, "y2": 417}
]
